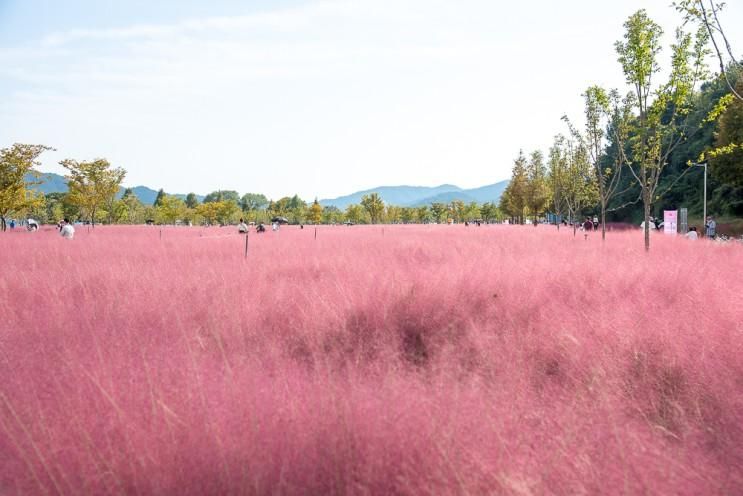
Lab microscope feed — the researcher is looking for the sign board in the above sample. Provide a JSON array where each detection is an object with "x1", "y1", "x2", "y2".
[{"x1": 664, "y1": 210, "x2": 678, "y2": 235}]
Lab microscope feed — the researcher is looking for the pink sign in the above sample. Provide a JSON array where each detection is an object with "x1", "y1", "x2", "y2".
[{"x1": 664, "y1": 210, "x2": 678, "y2": 235}]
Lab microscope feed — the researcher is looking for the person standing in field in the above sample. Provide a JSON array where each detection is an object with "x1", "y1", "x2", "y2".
[
  {"x1": 705, "y1": 216, "x2": 716, "y2": 238},
  {"x1": 9, "y1": 219, "x2": 15, "y2": 229},
  {"x1": 592, "y1": 216, "x2": 599, "y2": 231},
  {"x1": 685, "y1": 226, "x2": 698, "y2": 240},
  {"x1": 60, "y1": 218, "x2": 75, "y2": 240},
  {"x1": 238, "y1": 218, "x2": 249, "y2": 233},
  {"x1": 583, "y1": 217, "x2": 593, "y2": 231}
]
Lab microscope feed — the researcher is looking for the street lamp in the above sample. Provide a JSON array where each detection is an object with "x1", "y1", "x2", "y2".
[{"x1": 693, "y1": 162, "x2": 707, "y2": 228}]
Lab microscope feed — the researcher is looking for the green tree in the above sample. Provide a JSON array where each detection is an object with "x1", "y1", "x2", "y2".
[
  {"x1": 156, "y1": 194, "x2": 186, "y2": 225},
  {"x1": 674, "y1": 0, "x2": 741, "y2": 101},
  {"x1": 204, "y1": 190, "x2": 240, "y2": 204},
  {"x1": 116, "y1": 188, "x2": 144, "y2": 224},
  {"x1": 709, "y1": 79, "x2": 743, "y2": 186},
  {"x1": 500, "y1": 151, "x2": 529, "y2": 224},
  {"x1": 323, "y1": 205, "x2": 344, "y2": 224},
  {"x1": 416, "y1": 205, "x2": 432, "y2": 223},
  {"x1": 565, "y1": 87, "x2": 633, "y2": 239},
  {"x1": 308, "y1": 198, "x2": 323, "y2": 224},
  {"x1": 61, "y1": 158, "x2": 126, "y2": 227},
  {"x1": 153, "y1": 188, "x2": 166, "y2": 207},
  {"x1": 360, "y1": 193, "x2": 384, "y2": 224},
  {"x1": 561, "y1": 136, "x2": 598, "y2": 235},
  {"x1": 240, "y1": 193, "x2": 268, "y2": 212},
  {"x1": 547, "y1": 139, "x2": 567, "y2": 228},
  {"x1": 0, "y1": 143, "x2": 50, "y2": 231},
  {"x1": 615, "y1": 9, "x2": 710, "y2": 249},
  {"x1": 430, "y1": 202, "x2": 448, "y2": 223},
  {"x1": 345, "y1": 204, "x2": 364, "y2": 224},
  {"x1": 525, "y1": 150, "x2": 550, "y2": 225},
  {"x1": 185, "y1": 193, "x2": 199, "y2": 209}
]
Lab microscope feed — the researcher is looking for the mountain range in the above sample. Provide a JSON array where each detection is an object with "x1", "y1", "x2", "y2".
[
  {"x1": 319, "y1": 181, "x2": 509, "y2": 209},
  {"x1": 28, "y1": 172, "x2": 509, "y2": 208},
  {"x1": 27, "y1": 173, "x2": 202, "y2": 205}
]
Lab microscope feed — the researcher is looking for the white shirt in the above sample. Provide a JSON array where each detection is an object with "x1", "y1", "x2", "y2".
[
  {"x1": 238, "y1": 222, "x2": 248, "y2": 233},
  {"x1": 60, "y1": 224, "x2": 75, "y2": 239},
  {"x1": 685, "y1": 230, "x2": 698, "y2": 240}
]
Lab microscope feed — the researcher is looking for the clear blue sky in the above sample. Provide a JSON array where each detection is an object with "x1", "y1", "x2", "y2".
[{"x1": 1, "y1": 0, "x2": 741, "y2": 200}]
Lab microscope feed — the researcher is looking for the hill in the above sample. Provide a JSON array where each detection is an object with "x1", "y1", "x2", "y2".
[
  {"x1": 26, "y1": 172, "x2": 203, "y2": 204},
  {"x1": 321, "y1": 180, "x2": 509, "y2": 209}
]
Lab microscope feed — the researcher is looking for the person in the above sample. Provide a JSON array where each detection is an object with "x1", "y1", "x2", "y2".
[
  {"x1": 9, "y1": 219, "x2": 15, "y2": 229},
  {"x1": 237, "y1": 218, "x2": 249, "y2": 233},
  {"x1": 685, "y1": 226, "x2": 698, "y2": 240},
  {"x1": 60, "y1": 218, "x2": 75, "y2": 239},
  {"x1": 26, "y1": 218, "x2": 39, "y2": 231},
  {"x1": 592, "y1": 216, "x2": 599, "y2": 231},
  {"x1": 583, "y1": 217, "x2": 593, "y2": 231},
  {"x1": 256, "y1": 223, "x2": 266, "y2": 233},
  {"x1": 705, "y1": 216, "x2": 716, "y2": 238},
  {"x1": 272, "y1": 222, "x2": 278, "y2": 231}
]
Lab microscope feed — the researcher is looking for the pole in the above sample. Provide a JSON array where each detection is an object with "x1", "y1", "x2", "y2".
[
  {"x1": 703, "y1": 163, "x2": 707, "y2": 230},
  {"x1": 315, "y1": 227, "x2": 317, "y2": 240},
  {"x1": 245, "y1": 232, "x2": 249, "y2": 258}
]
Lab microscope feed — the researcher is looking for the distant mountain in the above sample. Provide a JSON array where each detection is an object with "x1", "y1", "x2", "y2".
[
  {"x1": 321, "y1": 180, "x2": 509, "y2": 209},
  {"x1": 30, "y1": 173, "x2": 69, "y2": 194},
  {"x1": 320, "y1": 184, "x2": 463, "y2": 210},
  {"x1": 26, "y1": 172, "x2": 203, "y2": 204}
]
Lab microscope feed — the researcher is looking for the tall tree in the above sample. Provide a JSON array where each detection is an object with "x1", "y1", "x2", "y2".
[
  {"x1": 345, "y1": 204, "x2": 364, "y2": 224},
  {"x1": 156, "y1": 195, "x2": 186, "y2": 225},
  {"x1": 430, "y1": 202, "x2": 448, "y2": 224},
  {"x1": 0, "y1": 143, "x2": 50, "y2": 231},
  {"x1": 204, "y1": 190, "x2": 240, "y2": 204},
  {"x1": 185, "y1": 193, "x2": 199, "y2": 209},
  {"x1": 708, "y1": 79, "x2": 743, "y2": 186},
  {"x1": 308, "y1": 198, "x2": 323, "y2": 224},
  {"x1": 615, "y1": 10, "x2": 710, "y2": 249},
  {"x1": 556, "y1": 135, "x2": 598, "y2": 235},
  {"x1": 565, "y1": 87, "x2": 633, "y2": 239},
  {"x1": 117, "y1": 188, "x2": 144, "y2": 224},
  {"x1": 360, "y1": 193, "x2": 384, "y2": 224},
  {"x1": 61, "y1": 158, "x2": 126, "y2": 227},
  {"x1": 499, "y1": 151, "x2": 529, "y2": 224},
  {"x1": 547, "y1": 139, "x2": 567, "y2": 228},
  {"x1": 675, "y1": 0, "x2": 741, "y2": 101},
  {"x1": 241, "y1": 193, "x2": 268, "y2": 212},
  {"x1": 153, "y1": 188, "x2": 166, "y2": 207},
  {"x1": 525, "y1": 150, "x2": 550, "y2": 225}
]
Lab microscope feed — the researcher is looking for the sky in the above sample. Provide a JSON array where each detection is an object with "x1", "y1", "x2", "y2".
[{"x1": 1, "y1": 0, "x2": 742, "y2": 200}]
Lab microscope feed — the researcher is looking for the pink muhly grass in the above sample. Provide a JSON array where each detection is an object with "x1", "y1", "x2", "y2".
[{"x1": 0, "y1": 224, "x2": 741, "y2": 494}]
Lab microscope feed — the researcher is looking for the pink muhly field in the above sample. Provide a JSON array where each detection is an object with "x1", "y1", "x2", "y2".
[{"x1": 1, "y1": 225, "x2": 742, "y2": 495}]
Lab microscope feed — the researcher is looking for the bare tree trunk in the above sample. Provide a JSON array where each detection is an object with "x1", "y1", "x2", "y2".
[
  {"x1": 0, "y1": 216, "x2": 6, "y2": 232},
  {"x1": 601, "y1": 201, "x2": 607, "y2": 241},
  {"x1": 643, "y1": 196, "x2": 651, "y2": 252}
]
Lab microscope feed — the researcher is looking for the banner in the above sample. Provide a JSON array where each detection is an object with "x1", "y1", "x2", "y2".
[{"x1": 664, "y1": 210, "x2": 678, "y2": 235}]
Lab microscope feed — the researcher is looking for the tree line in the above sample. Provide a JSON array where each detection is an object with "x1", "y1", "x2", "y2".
[
  {"x1": 498, "y1": 7, "x2": 743, "y2": 249},
  {"x1": 0, "y1": 152, "x2": 506, "y2": 230}
]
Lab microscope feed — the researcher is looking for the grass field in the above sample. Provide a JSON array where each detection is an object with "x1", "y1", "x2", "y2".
[{"x1": 1, "y1": 225, "x2": 742, "y2": 494}]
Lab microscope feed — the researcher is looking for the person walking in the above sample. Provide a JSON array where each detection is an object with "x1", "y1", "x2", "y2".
[
  {"x1": 704, "y1": 216, "x2": 716, "y2": 239},
  {"x1": 60, "y1": 218, "x2": 75, "y2": 240}
]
